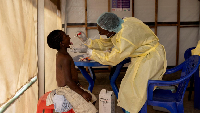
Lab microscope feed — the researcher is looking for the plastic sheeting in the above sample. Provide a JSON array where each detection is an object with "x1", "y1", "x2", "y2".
[
  {"x1": 133, "y1": 0, "x2": 200, "y2": 22},
  {"x1": 0, "y1": 0, "x2": 38, "y2": 112},
  {"x1": 134, "y1": 0, "x2": 199, "y2": 22},
  {"x1": 158, "y1": 26, "x2": 177, "y2": 66},
  {"x1": 134, "y1": 0, "x2": 155, "y2": 22},
  {"x1": 179, "y1": 28, "x2": 199, "y2": 64},
  {"x1": 44, "y1": 0, "x2": 62, "y2": 93},
  {"x1": 181, "y1": 0, "x2": 199, "y2": 22},
  {"x1": 88, "y1": 0, "x2": 108, "y2": 23},
  {"x1": 66, "y1": 0, "x2": 85, "y2": 23},
  {"x1": 158, "y1": 0, "x2": 177, "y2": 22}
]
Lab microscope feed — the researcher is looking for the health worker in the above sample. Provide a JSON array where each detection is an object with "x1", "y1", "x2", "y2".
[{"x1": 78, "y1": 12, "x2": 167, "y2": 113}]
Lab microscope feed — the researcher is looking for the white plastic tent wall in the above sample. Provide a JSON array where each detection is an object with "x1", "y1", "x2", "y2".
[{"x1": 0, "y1": 0, "x2": 38, "y2": 113}]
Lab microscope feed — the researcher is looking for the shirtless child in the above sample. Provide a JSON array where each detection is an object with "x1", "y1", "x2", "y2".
[{"x1": 46, "y1": 30, "x2": 97, "y2": 113}]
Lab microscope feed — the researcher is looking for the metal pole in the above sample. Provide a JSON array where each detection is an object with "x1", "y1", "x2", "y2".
[
  {"x1": 65, "y1": 0, "x2": 68, "y2": 34},
  {"x1": 0, "y1": 77, "x2": 37, "y2": 113},
  {"x1": 37, "y1": 0, "x2": 45, "y2": 98},
  {"x1": 60, "y1": 0, "x2": 66, "y2": 32}
]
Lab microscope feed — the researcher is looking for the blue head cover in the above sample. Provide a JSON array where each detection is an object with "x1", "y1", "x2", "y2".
[{"x1": 97, "y1": 12, "x2": 124, "y2": 33}]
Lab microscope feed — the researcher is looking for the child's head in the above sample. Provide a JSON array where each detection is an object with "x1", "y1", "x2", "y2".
[{"x1": 47, "y1": 30, "x2": 71, "y2": 51}]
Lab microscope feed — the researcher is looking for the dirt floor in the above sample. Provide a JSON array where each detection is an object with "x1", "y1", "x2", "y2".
[{"x1": 78, "y1": 71, "x2": 200, "y2": 113}]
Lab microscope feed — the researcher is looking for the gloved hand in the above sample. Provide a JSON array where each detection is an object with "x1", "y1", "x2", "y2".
[
  {"x1": 75, "y1": 47, "x2": 88, "y2": 53},
  {"x1": 69, "y1": 43, "x2": 88, "y2": 53},
  {"x1": 86, "y1": 48, "x2": 93, "y2": 57},
  {"x1": 70, "y1": 45, "x2": 88, "y2": 53},
  {"x1": 75, "y1": 31, "x2": 88, "y2": 43}
]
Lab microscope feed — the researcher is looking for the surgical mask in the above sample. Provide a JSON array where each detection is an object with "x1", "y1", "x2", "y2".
[
  {"x1": 100, "y1": 35, "x2": 108, "y2": 39},
  {"x1": 100, "y1": 33, "x2": 114, "y2": 39}
]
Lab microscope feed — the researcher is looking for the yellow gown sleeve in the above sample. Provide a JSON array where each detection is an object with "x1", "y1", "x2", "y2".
[
  {"x1": 87, "y1": 37, "x2": 113, "y2": 51},
  {"x1": 90, "y1": 17, "x2": 157, "y2": 66},
  {"x1": 191, "y1": 40, "x2": 200, "y2": 56},
  {"x1": 90, "y1": 37, "x2": 136, "y2": 66},
  {"x1": 90, "y1": 23, "x2": 140, "y2": 66}
]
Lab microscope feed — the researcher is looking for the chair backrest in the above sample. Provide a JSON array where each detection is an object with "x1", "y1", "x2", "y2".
[
  {"x1": 176, "y1": 55, "x2": 200, "y2": 101},
  {"x1": 184, "y1": 47, "x2": 196, "y2": 60}
]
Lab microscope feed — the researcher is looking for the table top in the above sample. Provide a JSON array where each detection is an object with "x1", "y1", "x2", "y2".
[{"x1": 73, "y1": 55, "x2": 131, "y2": 67}]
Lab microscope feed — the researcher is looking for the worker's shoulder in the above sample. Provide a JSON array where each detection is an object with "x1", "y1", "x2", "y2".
[
  {"x1": 122, "y1": 17, "x2": 146, "y2": 29},
  {"x1": 123, "y1": 17, "x2": 144, "y2": 24},
  {"x1": 122, "y1": 17, "x2": 150, "y2": 31}
]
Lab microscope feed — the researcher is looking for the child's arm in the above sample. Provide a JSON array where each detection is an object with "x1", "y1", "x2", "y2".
[{"x1": 62, "y1": 57, "x2": 92, "y2": 102}]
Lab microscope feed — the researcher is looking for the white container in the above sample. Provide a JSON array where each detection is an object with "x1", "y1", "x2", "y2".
[{"x1": 99, "y1": 89, "x2": 115, "y2": 113}]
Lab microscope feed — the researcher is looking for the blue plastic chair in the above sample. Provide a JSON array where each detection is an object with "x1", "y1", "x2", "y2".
[
  {"x1": 139, "y1": 55, "x2": 200, "y2": 113},
  {"x1": 184, "y1": 47, "x2": 196, "y2": 101},
  {"x1": 184, "y1": 47, "x2": 196, "y2": 60}
]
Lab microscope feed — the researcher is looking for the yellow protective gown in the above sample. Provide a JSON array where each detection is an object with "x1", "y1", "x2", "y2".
[
  {"x1": 87, "y1": 17, "x2": 167, "y2": 113},
  {"x1": 191, "y1": 40, "x2": 200, "y2": 56}
]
